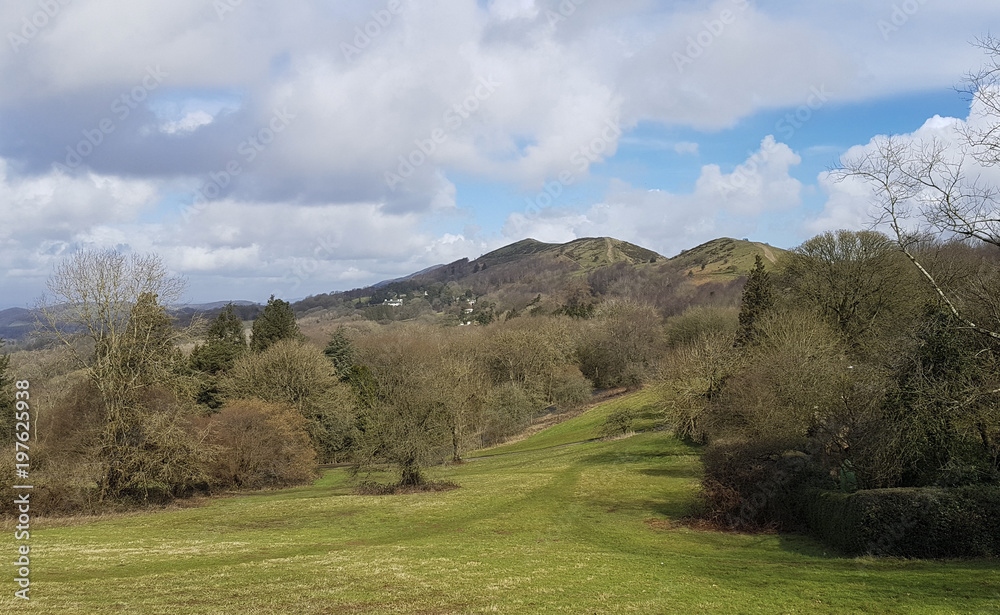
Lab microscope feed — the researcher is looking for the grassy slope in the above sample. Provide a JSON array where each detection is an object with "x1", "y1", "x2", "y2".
[
  {"x1": 3, "y1": 396, "x2": 998, "y2": 614},
  {"x1": 669, "y1": 237, "x2": 788, "y2": 283},
  {"x1": 474, "y1": 390, "x2": 664, "y2": 456}
]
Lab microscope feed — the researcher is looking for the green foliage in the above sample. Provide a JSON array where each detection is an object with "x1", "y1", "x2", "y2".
[
  {"x1": 807, "y1": 486, "x2": 1000, "y2": 557},
  {"x1": 350, "y1": 328, "x2": 456, "y2": 485},
  {"x1": 599, "y1": 407, "x2": 636, "y2": 438},
  {"x1": 322, "y1": 326, "x2": 356, "y2": 377},
  {"x1": 734, "y1": 254, "x2": 774, "y2": 347},
  {"x1": 549, "y1": 365, "x2": 592, "y2": 406},
  {"x1": 479, "y1": 382, "x2": 535, "y2": 448},
  {"x1": 700, "y1": 440, "x2": 829, "y2": 531},
  {"x1": 250, "y1": 295, "x2": 302, "y2": 352},
  {"x1": 191, "y1": 304, "x2": 247, "y2": 375},
  {"x1": 190, "y1": 304, "x2": 249, "y2": 409},
  {"x1": 885, "y1": 309, "x2": 1000, "y2": 486},
  {"x1": 577, "y1": 300, "x2": 662, "y2": 389},
  {"x1": 664, "y1": 306, "x2": 738, "y2": 348},
  {"x1": 556, "y1": 301, "x2": 596, "y2": 319}
]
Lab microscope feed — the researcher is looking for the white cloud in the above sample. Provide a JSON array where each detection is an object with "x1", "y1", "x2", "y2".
[
  {"x1": 503, "y1": 136, "x2": 803, "y2": 255},
  {"x1": 159, "y1": 110, "x2": 215, "y2": 135},
  {"x1": 808, "y1": 102, "x2": 1000, "y2": 237},
  {"x1": 674, "y1": 142, "x2": 699, "y2": 156}
]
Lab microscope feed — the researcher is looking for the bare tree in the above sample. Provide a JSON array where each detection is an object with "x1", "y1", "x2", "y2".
[
  {"x1": 38, "y1": 250, "x2": 191, "y2": 500},
  {"x1": 961, "y1": 35, "x2": 1000, "y2": 168},
  {"x1": 836, "y1": 136, "x2": 1000, "y2": 341}
]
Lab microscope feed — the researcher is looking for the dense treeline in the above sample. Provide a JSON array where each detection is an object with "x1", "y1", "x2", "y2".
[{"x1": 660, "y1": 234, "x2": 1000, "y2": 550}]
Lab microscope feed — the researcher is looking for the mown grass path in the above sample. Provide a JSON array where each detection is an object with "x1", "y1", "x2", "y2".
[{"x1": 3, "y1": 393, "x2": 998, "y2": 613}]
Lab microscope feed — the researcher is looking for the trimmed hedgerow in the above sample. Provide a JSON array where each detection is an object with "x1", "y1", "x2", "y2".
[{"x1": 807, "y1": 486, "x2": 1000, "y2": 558}]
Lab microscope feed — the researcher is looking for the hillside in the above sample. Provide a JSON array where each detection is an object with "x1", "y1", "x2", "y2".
[
  {"x1": 293, "y1": 236, "x2": 783, "y2": 320},
  {"x1": 0, "y1": 307, "x2": 34, "y2": 343},
  {"x1": 475, "y1": 236, "x2": 663, "y2": 270},
  {"x1": 0, "y1": 303, "x2": 262, "y2": 345},
  {"x1": 669, "y1": 237, "x2": 788, "y2": 283}
]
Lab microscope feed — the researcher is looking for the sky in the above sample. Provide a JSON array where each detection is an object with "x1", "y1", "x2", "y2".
[{"x1": 1, "y1": 0, "x2": 999, "y2": 308}]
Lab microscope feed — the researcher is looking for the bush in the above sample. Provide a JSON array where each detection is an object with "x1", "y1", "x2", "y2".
[
  {"x1": 600, "y1": 408, "x2": 636, "y2": 438},
  {"x1": 807, "y1": 486, "x2": 1000, "y2": 558},
  {"x1": 665, "y1": 306, "x2": 739, "y2": 348},
  {"x1": 577, "y1": 300, "x2": 662, "y2": 389},
  {"x1": 221, "y1": 340, "x2": 356, "y2": 462},
  {"x1": 700, "y1": 439, "x2": 829, "y2": 531},
  {"x1": 549, "y1": 365, "x2": 592, "y2": 406},
  {"x1": 479, "y1": 382, "x2": 535, "y2": 447},
  {"x1": 203, "y1": 399, "x2": 318, "y2": 490}
]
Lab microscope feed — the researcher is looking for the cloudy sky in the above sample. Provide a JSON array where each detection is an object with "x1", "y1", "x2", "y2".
[{"x1": 1, "y1": 0, "x2": 999, "y2": 308}]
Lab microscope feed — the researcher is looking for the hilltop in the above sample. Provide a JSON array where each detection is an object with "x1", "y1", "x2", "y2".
[{"x1": 669, "y1": 237, "x2": 787, "y2": 284}]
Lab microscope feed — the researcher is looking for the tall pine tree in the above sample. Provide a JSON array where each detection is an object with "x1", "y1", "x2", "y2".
[
  {"x1": 735, "y1": 254, "x2": 775, "y2": 347},
  {"x1": 191, "y1": 303, "x2": 248, "y2": 374},
  {"x1": 250, "y1": 295, "x2": 302, "y2": 352},
  {"x1": 323, "y1": 327, "x2": 356, "y2": 378}
]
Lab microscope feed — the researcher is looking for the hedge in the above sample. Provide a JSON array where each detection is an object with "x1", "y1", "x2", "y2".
[{"x1": 806, "y1": 486, "x2": 1000, "y2": 558}]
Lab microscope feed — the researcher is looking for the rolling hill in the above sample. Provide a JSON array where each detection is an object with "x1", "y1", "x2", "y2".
[
  {"x1": 294, "y1": 236, "x2": 788, "y2": 318},
  {"x1": 669, "y1": 237, "x2": 788, "y2": 283}
]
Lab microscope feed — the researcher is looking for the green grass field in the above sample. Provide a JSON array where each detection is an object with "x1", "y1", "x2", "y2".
[
  {"x1": 3, "y1": 393, "x2": 998, "y2": 614},
  {"x1": 475, "y1": 390, "x2": 664, "y2": 457}
]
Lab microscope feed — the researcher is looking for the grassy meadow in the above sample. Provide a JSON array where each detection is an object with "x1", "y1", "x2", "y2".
[{"x1": 3, "y1": 392, "x2": 998, "y2": 614}]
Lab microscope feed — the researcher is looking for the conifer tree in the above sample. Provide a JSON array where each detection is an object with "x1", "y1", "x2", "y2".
[
  {"x1": 191, "y1": 304, "x2": 248, "y2": 374},
  {"x1": 735, "y1": 255, "x2": 775, "y2": 347},
  {"x1": 250, "y1": 295, "x2": 301, "y2": 353},
  {"x1": 323, "y1": 327, "x2": 356, "y2": 377}
]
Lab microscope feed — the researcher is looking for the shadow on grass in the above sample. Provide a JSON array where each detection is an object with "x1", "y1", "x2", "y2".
[
  {"x1": 578, "y1": 447, "x2": 700, "y2": 467},
  {"x1": 637, "y1": 467, "x2": 701, "y2": 480}
]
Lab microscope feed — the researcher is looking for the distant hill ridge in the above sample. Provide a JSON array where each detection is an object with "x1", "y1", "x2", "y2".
[
  {"x1": 292, "y1": 236, "x2": 789, "y2": 314},
  {"x1": 474, "y1": 236, "x2": 664, "y2": 270}
]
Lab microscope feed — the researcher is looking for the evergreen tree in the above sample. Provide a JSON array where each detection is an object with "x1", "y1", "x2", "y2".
[
  {"x1": 190, "y1": 304, "x2": 249, "y2": 409},
  {"x1": 250, "y1": 295, "x2": 302, "y2": 353},
  {"x1": 323, "y1": 327, "x2": 356, "y2": 377},
  {"x1": 735, "y1": 255, "x2": 775, "y2": 347},
  {"x1": 191, "y1": 304, "x2": 248, "y2": 374}
]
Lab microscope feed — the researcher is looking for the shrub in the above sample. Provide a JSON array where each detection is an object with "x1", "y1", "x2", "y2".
[
  {"x1": 700, "y1": 439, "x2": 829, "y2": 531},
  {"x1": 600, "y1": 408, "x2": 636, "y2": 438},
  {"x1": 550, "y1": 365, "x2": 592, "y2": 406},
  {"x1": 664, "y1": 306, "x2": 739, "y2": 348},
  {"x1": 221, "y1": 340, "x2": 356, "y2": 462},
  {"x1": 203, "y1": 399, "x2": 318, "y2": 490},
  {"x1": 479, "y1": 382, "x2": 535, "y2": 447},
  {"x1": 806, "y1": 486, "x2": 1000, "y2": 558}
]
